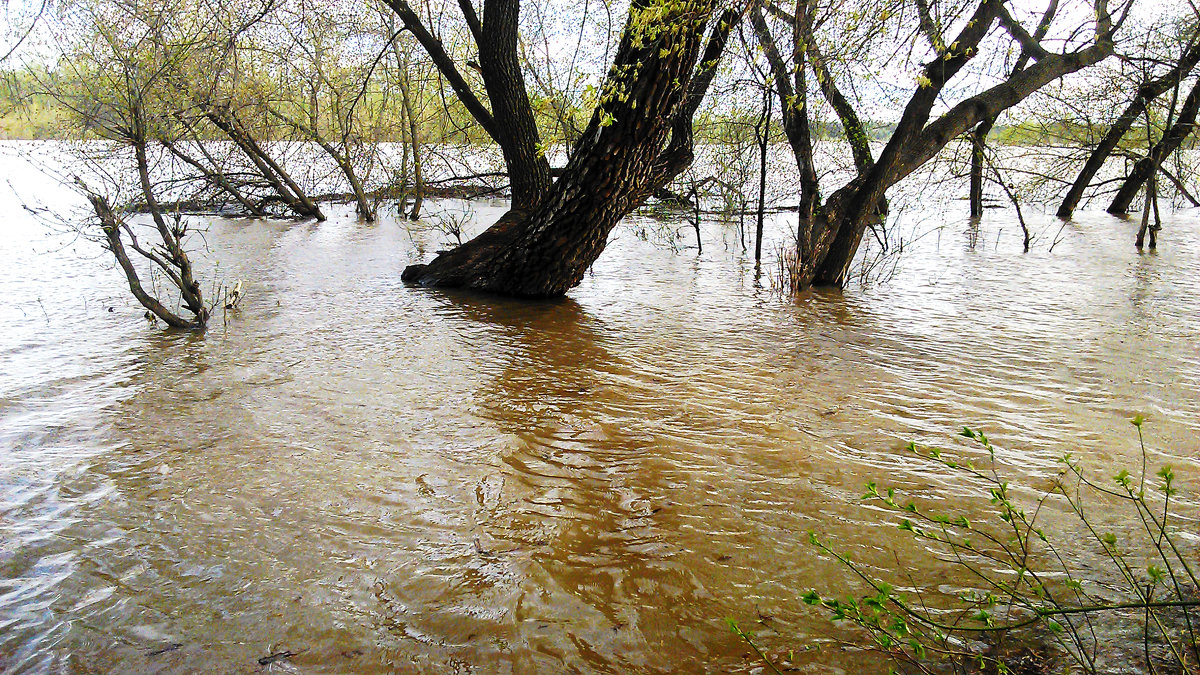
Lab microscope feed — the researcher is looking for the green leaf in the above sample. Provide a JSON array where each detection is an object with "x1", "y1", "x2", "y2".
[
  {"x1": 862, "y1": 481, "x2": 878, "y2": 500},
  {"x1": 1157, "y1": 465, "x2": 1174, "y2": 485},
  {"x1": 910, "y1": 639, "x2": 925, "y2": 659}
]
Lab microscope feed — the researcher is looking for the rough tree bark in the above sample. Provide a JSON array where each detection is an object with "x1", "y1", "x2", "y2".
[
  {"x1": 402, "y1": 0, "x2": 718, "y2": 296},
  {"x1": 478, "y1": 0, "x2": 552, "y2": 207},
  {"x1": 639, "y1": 6, "x2": 744, "y2": 199}
]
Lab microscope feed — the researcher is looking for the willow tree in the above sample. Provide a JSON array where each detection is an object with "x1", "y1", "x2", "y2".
[
  {"x1": 398, "y1": 0, "x2": 741, "y2": 296},
  {"x1": 752, "y1": 0, "x2": 1126, "y2": 289},
  {"x1": 47, "y1": 0, "x2": 216, "y2": 328}
]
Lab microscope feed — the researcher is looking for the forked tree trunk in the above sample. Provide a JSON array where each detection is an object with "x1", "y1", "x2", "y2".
[
  {"x1": 402, "y1": 0, "x2": 717, "y2": 296},
  {"x1": 89, "y1": 192, "x2": 200, "y2": 330},
  {"x1": 756, "y1": 0, "x2": 872, "y2": 282},
  {"x1": 799, "y1": 0, "x2": 1113, "y2": 288},
  {"x1": 385, "y1": 24, "x2": 425, "y2": 220},
  {"x1": 131, "y1": 108, "x2": 208, "y2": 324}
]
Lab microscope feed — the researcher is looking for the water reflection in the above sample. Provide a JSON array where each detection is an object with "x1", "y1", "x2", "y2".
[{"x1": 0, "y1": 193, "x2": 1197, "y2": 673}]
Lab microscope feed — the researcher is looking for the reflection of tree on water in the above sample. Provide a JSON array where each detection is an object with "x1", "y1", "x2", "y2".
[
  {"x1": 1129, "y1": 240, "x2": 1159, "y2": 322},
  {"x1": 412, "y1": 291, "x2": 748, "y2": 673}
]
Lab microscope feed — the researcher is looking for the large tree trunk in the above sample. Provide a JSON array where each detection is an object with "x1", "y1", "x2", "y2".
[
  {"x1": 1107, "y1": 76, "x2": 1200, "y2": 214},
  {"x1": 1057, "y1": 37, "x2": 1200, "y2": 218},
  {"x1": 402, "y1": 0, "x2": 716, "y2": 296}
]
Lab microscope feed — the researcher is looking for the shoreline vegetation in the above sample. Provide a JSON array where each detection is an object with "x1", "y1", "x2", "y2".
[{"x1": 0, "y1": 95, "x2": 1172, "y2": 149}]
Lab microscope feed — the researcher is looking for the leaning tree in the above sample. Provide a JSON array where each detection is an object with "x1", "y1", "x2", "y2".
[
  {"x1": 750, "y1": 0, "x2": 1129, "y2": 289},
  {"x1": 398, "y1": 0, "x2": 1129, "y2": 297},
  {"x1": 396, "y1": 0, "x2": 744, "y2": 296}
]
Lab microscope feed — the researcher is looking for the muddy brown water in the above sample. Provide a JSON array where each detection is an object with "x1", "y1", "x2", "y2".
[{"x1": 1, "y1": 157, "x2": 1199, "y2": 673}]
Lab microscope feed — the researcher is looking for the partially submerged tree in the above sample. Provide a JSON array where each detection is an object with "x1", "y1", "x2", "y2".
[
  {"x1": 399, "y1": 0, "x2": 744, "y2": 296},
  {"x1": 752, "y1": 0, "x2": 1126, "y2": 289},
  {"x1": 47, "y1": 2, "x2": 218, "y2": 328},
  {"x1": 1106, "y1": 76, "x2": 1200, "y2": 215},
  {"x1": 1057, "y1": 19, "x2": 1200, "y2": 219},
  {"x1": 400, "y1": 0, "x2": 1128, "y2": 298}
]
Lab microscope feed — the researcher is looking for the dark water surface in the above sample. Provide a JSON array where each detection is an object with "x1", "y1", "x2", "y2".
[{"x1": 1, "y1": 151, "x2": 1198, "y2": 673}]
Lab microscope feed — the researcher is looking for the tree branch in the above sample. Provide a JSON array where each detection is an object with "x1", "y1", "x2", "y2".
[{"x1": 382, "y1": 0, "x2": 497, "y2": 137}]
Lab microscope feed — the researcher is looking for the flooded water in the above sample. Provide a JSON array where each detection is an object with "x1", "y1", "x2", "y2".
[{"x1": 1, "y1": 146, "x2": 1198, "y2": 674}]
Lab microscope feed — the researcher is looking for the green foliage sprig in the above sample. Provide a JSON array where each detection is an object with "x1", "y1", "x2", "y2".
[{"x1": 745, "y1": 419, "x2": 1199, "y2": 674}]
